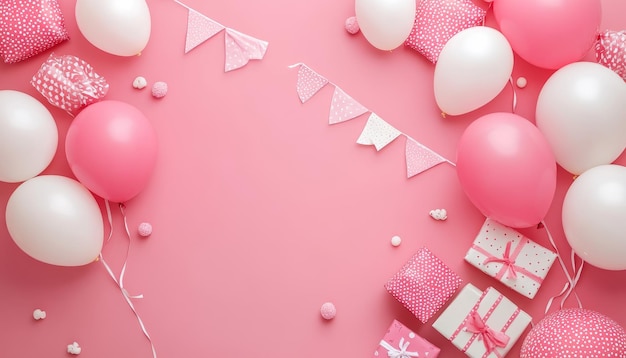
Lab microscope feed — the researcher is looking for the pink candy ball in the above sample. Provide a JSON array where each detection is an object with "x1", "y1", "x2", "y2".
[
  {"x1": 521, "y1": 308, "x2": 626, "y2": 357},
  {"x1": 138, "y1": 222, "x2": 152, "y2": 237},
  {"x1": 320, "y1": 302, "x2": 336, "y2": 320},
  {"x1": 345, "y1": 16, "x2": 359, "y2": 35},
  {"x1": 151, "y1": 81, "x2": 168, "y2": 98}
]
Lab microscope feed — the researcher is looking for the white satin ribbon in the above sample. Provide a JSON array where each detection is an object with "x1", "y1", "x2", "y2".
[
  {"x1": 100, "y1": 200, "x2": 157, "y2": 358},
  {"x1": 379, "y1": 337, "x2": 420, "y2": 358}
]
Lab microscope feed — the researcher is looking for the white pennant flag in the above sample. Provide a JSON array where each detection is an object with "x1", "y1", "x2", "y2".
[
  {"x1": 356, "y1": 113, "x2": 402, "y2": 151},
  {"x1": 184, "y1": 9, "x2": 225, "y2": 53},
  {"x1": 329, "y1": 87, "x2": 368, "y2": 124},
  {"x1": 224, "y1": 28, "x2": 269, "y2": 72}
]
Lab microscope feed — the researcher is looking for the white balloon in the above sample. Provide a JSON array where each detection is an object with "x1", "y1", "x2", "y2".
[
  {"x1": 6, "y1": 175, "x2": 104, "y2": 266},
  {"x1": 434, "y1": 27, "x2": 514, "y2": 116},
  {"x1": 536, "y1": 62, "x2": 626, "y2": 175},
  {"x1": 0, "y1": 90, "x2": 58, "y2": 183},
  {"x1": 562, "y1": 165, "x2": 626, "y2": 270},
  {"x1": 355, "y1": 0, "x2": 416, "y2": 51},
  {"x1": 75, "y1": 0, "x2": 151, "y2": 56}
]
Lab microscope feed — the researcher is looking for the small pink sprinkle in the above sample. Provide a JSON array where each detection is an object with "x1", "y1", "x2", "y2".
[
  {"x1": 138, "y1": 222, "x2": 152, "y2": 237},
  {"x1": 151, "y1": 81, "x2": 168, "y2": 98},
  {"x1": 345, "y1": 16, "x2": 360, "y2": 35},
  {"x1": 320, "y1": 302, "x2": 336, "y2": 320}
]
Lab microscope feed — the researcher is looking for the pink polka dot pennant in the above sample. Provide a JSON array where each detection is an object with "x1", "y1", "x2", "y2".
[
  {"x1": 405, "y1": 0, "x2": 487, "y2": 64},
  {"x1": 405, "y1": 136, "x2": 447, "y2": 178},
  {"x1": 0, "y1": 0, "x2": 70, "y2": 64},
  {"x1": 295, "y1": 64, "x2": 330, "y2": 104},
  {"x1": 224, "y1": 28, "x2": 269, "y2": 72},
  {"x1": 596, "y1": 30, "x2": 626, "y2": 81},
  {"x1": 328, "y1": 87, "x2": 368, "y2": 125},
  {"x1": 184, "y1": 8, "x2": 225, "y2": 54}
]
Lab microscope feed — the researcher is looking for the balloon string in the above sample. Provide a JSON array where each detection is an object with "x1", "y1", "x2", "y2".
[
  {"x1": 542, "y1": 220, "x2": 583, "y2": 314},
  {"x1": 99, "y1": 201, "x2": 157, "y2": 358},
  {"x1": 508, "y1": 77, "x2": 517, "y2": 113}
]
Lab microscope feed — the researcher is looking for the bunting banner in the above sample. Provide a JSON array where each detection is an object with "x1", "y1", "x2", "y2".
[
  {"x1": 175, "y1": 1, "x2": 268, "y2": 72},
  {"x1": 289, "y1": 63, "x2": 454, "y2": 178},
  {"x1": 356, "y1": 113, "x2": 402, "y2": 151}
]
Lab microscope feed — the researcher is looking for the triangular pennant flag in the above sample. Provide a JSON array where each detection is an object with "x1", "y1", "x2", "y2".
[
  {"x1": 329, "y1": 87, "x2": 368, "y2": 124},
  {"x1": 224, "y1": 28, "x2": 268, "y2": 72},
  {"x1": 356, "y1": 113, "x2": 402, "y2": 151},
  {"x1": 295, "y1": 64, "x2": 329, "y2": 103},
  {"x1": 184, "y1": 9, "x2": 225, "y2": 53},
  {"x1": 405, "y1": 136, "x2": 447, "y2": 177}
]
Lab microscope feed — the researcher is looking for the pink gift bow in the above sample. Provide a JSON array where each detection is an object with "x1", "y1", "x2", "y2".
[
  {"x1": 473, "y1": 240, "x2": 544, "y2": 283},
  {"x1": 464, "y1": 311, "x2": 510, "y2": 354},
  {"x1": 379, "y1": 337, "x2": 419, "y2": 358}
]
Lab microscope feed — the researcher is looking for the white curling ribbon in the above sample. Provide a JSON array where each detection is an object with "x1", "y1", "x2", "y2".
[{"x1": 379, "y1": 337, "x2": 420, "y2": 358}]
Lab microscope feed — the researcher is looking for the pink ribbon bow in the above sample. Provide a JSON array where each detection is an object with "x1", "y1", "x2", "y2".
[
  {"x1": 465, "y1": 311, "x2": 510, "y2": 353},
  {"x1": 483, "y1": 241, "x2": 517, "y2": 279}
]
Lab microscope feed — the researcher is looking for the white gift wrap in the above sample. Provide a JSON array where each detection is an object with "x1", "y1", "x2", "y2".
[
  {"x1": 432, "y1": 284, "x2": 531, "y2": 358},
  {"x1": 464, "y1": 218, "x2": 557, "y2": 298}
]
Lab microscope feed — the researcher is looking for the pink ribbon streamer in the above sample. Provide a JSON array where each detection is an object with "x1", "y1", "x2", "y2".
[
  {"x1": 100, "y1": 201, "x2": 157, "y2": 358},
  {"x1": 464, "y1": 311, "x2": 510, "y2": 354}
]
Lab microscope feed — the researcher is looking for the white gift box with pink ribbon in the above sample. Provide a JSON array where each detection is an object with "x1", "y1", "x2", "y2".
[
  {"x1": 432, "y1": 283, "x2": 531, "y2": 358},
  {"x1": 464, "y1": 218, "x2": 557, "y2": 299}
]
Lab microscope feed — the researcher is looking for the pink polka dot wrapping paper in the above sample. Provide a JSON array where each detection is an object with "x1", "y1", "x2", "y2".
[
  {"x1": 0, "y1": 0, "x2": 69, "y2": 64},
  {"x1": 464, "y1": 218, "x2": 557, "y2": 299},
  {"x1": 373, "y1": 319, "x2": 441, "y2": 358},
  {"x1": 433, "y1": 284, "x2": 532, "y2": 358},
  {"x1": 385, "y1": 247, "x2": 463, "y2": 323},
  {"x1": 404, "y1": 0, "x2": 487, "y2": 64},
  {"x1": 30, "y1": 54, "x2": 109, "y2": 116},
  {"x1": 595, "y1": 30, "x2": 626, "y2": 81}
]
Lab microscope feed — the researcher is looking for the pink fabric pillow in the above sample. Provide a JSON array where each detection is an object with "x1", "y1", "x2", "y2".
[
  {"x1": 0, "y1": 0, "x2": 70, "y2": 64},
  {"x1": 405, "y1": 0, "x2": 487, "y2": 64}
]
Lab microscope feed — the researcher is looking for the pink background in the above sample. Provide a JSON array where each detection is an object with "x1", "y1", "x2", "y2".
[{"x1": 1, "y1": 0, "x2": 626, "y2": 356}]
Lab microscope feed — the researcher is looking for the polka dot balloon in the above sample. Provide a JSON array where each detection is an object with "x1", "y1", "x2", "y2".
[{"x1": 520, "y1": 308, "x2": 626, "y2": 358}]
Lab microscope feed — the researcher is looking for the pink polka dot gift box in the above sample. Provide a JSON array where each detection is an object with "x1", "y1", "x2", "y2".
[
  {"x1": 373, "y1": 319, "x2": 440, "y2": 358},
  {"x1": 0, "y1": 0, "x2": 69, "y2": 64},
  {"x1": 385, "y1": 247, "x2": 463, "y2": 323},
  {"x1": 464, "y1": 218, "x2": 557, "y2": 299},
  {"x1": 433, "y1": 283, "x2": 532, "y2": 358}
]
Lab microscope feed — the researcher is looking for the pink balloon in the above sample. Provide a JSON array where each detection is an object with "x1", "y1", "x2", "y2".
[
  {"x1": 65, "y1": 100, "x2": 157, "y2": 203},
  {"x1": 493, "y1": 0, "x2": 601, "y2": 69},
  {"x1": 521, "y1": 308, "x2": 626, "y2": 357},
  {"x1": 456, "y1": 113, "x2": 556, "y2": 228}
]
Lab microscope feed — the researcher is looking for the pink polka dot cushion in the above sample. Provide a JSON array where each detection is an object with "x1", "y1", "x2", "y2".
[
  {"x1": 385, "y1": 247, "x2": 463, "y2": 323},
  {"x1": 0, "y1": 0, "x2": 70, "y2": 64},
  {"x1": 404, "y1": 0, "x2": 487, "y2": 64}
]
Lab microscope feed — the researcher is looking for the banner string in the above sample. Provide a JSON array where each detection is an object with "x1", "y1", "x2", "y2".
[{"x1": 100, "y1": 201, "x2": 157, "y2": 358}]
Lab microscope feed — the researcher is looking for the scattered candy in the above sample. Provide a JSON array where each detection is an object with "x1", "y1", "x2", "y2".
[
  {"x1": 320, "y1": 302, "x2": 336, "y2": 320},
  {"x1": 33, "y1": 309, "x2": 46, "y2": 320},
  {"x1": 516, "y1": 76, "x2": 528, "y2": 88},
  {"x1": 138, "y1": 222, "x2": 152, "y2": 237},
  {"x1": 345, "y1": 16, "x2": 360, "y2": 35},
  {"x1": 132, "y1": 76, "x2": 147, "y2": 89},
  {"x1": 67, "y1": 342, "x2": 81, "y2": 355},
  {"x1": 391, "y1": 235, "x2": 402, "y2": 247},
  {"x1": 429, "y1": 209, "x2": 448, "y2": 221},
  {"x1": 151, "y1": 81, "x2": 168, "y2": 98}
]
